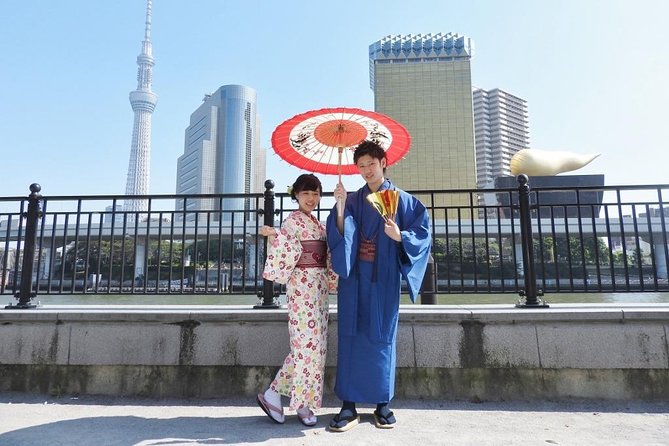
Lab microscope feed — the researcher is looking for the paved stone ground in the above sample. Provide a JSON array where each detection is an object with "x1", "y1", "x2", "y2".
[{"x1": 0, "y1": 392, "x2": 667, "y2": 445}]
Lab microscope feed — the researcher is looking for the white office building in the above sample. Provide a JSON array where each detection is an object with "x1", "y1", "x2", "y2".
[{"x1": 473, "y1": 87, "x2": 529, "y2": 189}]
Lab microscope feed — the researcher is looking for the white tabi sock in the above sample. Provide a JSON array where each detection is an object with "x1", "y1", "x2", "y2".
[
  {"x1": 263, "y1": 388, "x2": 284, "y2": 421},
  {"x1": 264, "y1": 388, "x2": 281, "y2": 407}
]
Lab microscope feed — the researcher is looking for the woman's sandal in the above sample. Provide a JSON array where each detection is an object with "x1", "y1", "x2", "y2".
[
  {"x1": 256, "y1": 393, "x2": 285, "y2": 424},
  {"x1": 373, "y1": 409, "x2": 396, "y2": 429},
  {"x1": 328, "y1": 409, "x2": 360, "y2": 432},
  {"x1": 297, "y1": 408, "x2": 318, "y2": 426}
]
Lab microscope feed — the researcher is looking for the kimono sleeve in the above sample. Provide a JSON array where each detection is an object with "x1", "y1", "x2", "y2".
[
  {"x1": 326, "y1": 250, "x2": 339, "y2": 294},
  {"x1": 261, "y1": 217, "x2": 302, "y2": 285},
  {"x1": 398, "y1": 193, "x2": 432, "y2": 302},
  {"x1": 326, "y1": 201, "x2": 359, "y2": 279}
]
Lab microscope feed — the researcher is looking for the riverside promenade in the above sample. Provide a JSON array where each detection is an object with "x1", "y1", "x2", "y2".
[
  {"x1": 2, "y1": 303, "x2": 669, "y2": 445},
  {"x1": 1, "y1": 392, "x2": 668, "y2": 446}
]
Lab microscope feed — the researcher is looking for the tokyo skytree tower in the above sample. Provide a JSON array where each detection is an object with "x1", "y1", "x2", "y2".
[{"x1": 124, "y1": 0, "x2": 157, "y2": 212}]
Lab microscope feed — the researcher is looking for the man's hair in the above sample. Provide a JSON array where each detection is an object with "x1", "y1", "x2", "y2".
[
  {"x1": 353, "y1": 140, "x2": 386, "y2": 164},
  {"x1": 291, "y1": 173, "x2": 322, "y2": 200}
]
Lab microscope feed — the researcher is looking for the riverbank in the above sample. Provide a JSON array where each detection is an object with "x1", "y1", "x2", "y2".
[{"x1": 2, "y1": 303, "x2": 668, "y2": 401}]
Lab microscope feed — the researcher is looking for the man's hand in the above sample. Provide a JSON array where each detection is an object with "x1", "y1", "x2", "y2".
[
  {"x1": 334, "y1": 182, "x2": 347, "y2": 233},
  {"x1": 384, "y1": 217, "x2": 401, "y2": 242},
  {"x1": 334, "y1": 182, "x2": 347, "y2": 207}
]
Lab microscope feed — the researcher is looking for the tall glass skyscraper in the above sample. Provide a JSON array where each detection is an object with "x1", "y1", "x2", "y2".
[
  {"x1": 175, "y1": 85, "x2": 264, "y2": 220},
  {"x1": 473, "y1": 87, "x2": 529, "y2": 189},
  {"x1": 369, "y1": 33, "x2": 476, "y2": 197}
]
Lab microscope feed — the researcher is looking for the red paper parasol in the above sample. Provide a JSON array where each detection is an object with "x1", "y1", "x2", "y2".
[{"x1": 271, "y1": 107, "x2": 411, "y2": 178}]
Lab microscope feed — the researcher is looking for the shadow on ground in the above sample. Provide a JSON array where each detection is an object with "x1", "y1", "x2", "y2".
[{"x1": 0, "y1": 414, "x2": 314, "y2": 445}]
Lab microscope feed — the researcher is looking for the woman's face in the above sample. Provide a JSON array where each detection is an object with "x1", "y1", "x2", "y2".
[{"x1": 296, "y1": 189, "x2": 321, "y2": 214}]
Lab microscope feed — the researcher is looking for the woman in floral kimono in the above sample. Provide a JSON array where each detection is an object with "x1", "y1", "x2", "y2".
[{"x1": 256, "y1": 173, "x2": 337, "y2": 427}]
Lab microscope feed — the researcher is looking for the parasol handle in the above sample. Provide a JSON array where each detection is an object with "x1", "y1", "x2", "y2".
[
  {"x1": 337, "y1": 147, "x2": 344, "y2": 218},
  {"x1": 337, "y1": 147, "x2": 343, "y2": 182}
]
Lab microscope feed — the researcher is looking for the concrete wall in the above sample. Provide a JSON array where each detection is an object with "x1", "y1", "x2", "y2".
[{"x1": 1, "y1": 304, "x2": 668, "y2": 401}]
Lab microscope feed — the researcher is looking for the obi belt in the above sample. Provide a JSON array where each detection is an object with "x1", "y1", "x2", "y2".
[{"x1": 296, "y1": 240, "x2": 327, "y2": 268}]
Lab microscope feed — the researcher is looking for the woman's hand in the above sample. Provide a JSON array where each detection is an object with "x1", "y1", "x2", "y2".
[{"x1": 259, "y1": 226, "x2": 277, "y2": 237}]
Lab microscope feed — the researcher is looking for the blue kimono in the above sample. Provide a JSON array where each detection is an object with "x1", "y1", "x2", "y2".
[{"x1": 326, "y1": 179, "x2": 431, "y2": 403}]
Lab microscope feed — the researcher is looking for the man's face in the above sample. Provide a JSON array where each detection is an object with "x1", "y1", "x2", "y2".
[{"x1": 356, "y1": 154, "x2": 386, "y2": 185}]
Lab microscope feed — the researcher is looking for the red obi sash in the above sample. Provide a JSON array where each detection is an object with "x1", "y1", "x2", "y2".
[
  {"x1": 296, "y1": 240, "x2": 327, "y2": 268},
  {"x1": 358, "y1": 239, "x2": 376, "y2": 262}
]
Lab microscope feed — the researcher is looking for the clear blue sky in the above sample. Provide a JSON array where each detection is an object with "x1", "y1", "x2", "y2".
[{"x1": 1, "y1": 0, "x2": 668, "y2": 198}]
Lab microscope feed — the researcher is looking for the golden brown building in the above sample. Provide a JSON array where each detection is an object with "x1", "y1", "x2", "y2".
[{"x1": 369, "y1": 33, "x2": 476, "y2": 207}]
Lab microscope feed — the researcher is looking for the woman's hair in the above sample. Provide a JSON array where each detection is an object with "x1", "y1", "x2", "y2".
[
  {"x1": 290, "y1": 173, "x2": 322, "y2": 200},
  {"x1": 353, "y1": 140, "x2": 387, "y2": 167}
]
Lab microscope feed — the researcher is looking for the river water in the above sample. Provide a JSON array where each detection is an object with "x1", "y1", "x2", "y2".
[{"x1": 10, "y1": 291, "x2": 669, "y2": 307}]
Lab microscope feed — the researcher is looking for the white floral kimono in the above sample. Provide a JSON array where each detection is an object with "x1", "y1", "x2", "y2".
[{"x1": 262, "y1": 210, "x2": 338, "y2": 410}]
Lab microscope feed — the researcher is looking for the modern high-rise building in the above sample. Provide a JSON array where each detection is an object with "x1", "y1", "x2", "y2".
[
  {"x1": 369, "y1": 33, "x2": 476, "y2": 194},
  {"x1": 473, "y1": 87, "x2": 529, "y2": 189},
  {"x1": 175, "y1": 85, "x2": 264, "y2": 220},
  {"x1": 124, "y1": 0, "x2": 157, "y2": 212}
]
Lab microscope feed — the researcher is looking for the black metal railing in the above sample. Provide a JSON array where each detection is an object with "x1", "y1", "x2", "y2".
[
  {"x1": 1, "y1": 187, "x2": 267, "y2": 307},
  {"x1": 1, "y1": 178, "x2": 668, "y2": 309}
]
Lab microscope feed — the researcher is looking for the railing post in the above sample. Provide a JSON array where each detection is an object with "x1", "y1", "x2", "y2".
[
  {"x1": 420, "y1": 254, "x2": 436, "y2": 304},
  {"x1": 6, "y1": 183, "x2": 42, "y2": 309},
  {"x1": 255, "y1": 179, "x2": 280, "y2": 309},
  {"x1": 515, "y1": 175, "x2": 548, "y2": 308}
]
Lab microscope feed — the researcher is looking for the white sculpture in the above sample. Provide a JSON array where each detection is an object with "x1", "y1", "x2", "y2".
[{"x1": 510, "y1": 149, "x2": 600, "y2": 176}]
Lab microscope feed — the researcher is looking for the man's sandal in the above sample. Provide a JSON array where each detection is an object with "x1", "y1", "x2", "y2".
[
  {"x1": 328, "y1": 409, "x2": 360, "y2": 432},
  {"x1": 373, "y1": 409, "x2": 396, "y2": 429}
]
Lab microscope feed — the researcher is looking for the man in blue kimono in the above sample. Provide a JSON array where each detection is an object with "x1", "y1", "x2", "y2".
[{"x1": 326, "y1": 140, "x2": 432, "y2": 432}]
